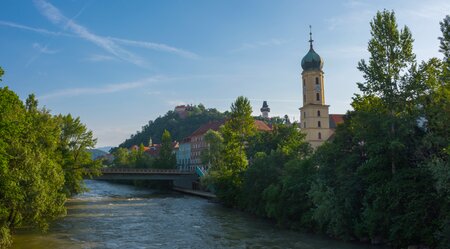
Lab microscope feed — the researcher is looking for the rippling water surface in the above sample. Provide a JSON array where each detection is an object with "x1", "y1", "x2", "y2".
[{"x1": 12, "y1": 180, "x2": 384, "y2": 249}]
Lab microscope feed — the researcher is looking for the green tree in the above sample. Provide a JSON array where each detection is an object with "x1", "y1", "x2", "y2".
[
  {"x1": 414, "y1": 15, "x2": 450, "y2": 248},
  {"x1": 439, "y1": 15, "x2": 450, "y2": 78},
  {"x1": 156, "y1": 130, "x2": 176, "y2": 169},
  {"x1": 113, "y1": 147, "x2": 130, "y2": 167},
  {"x1": 241, "y1": 124, "x2": 312, "y2": 227},
  {"x1": 200, "y1": 130, "x2": 224, "y2": 169},
  {"x1": 57, "y1": 114, "x2": 100, "y2": 196},
  {"x1": 135, "y1": 143, "x2": 153, "y2": 168},
  {"x1": 206, "y1": 96, "x2": 255, "y2": 207},
  {"x1": 0, "y1": 68, "x2": 101, "y2": 247},
  {"x1": 356, "y1": 9, "x2": 416, "y2": 174},
  {"x1": 0, "y1": 87, "x2": 66, "y2": 247}
]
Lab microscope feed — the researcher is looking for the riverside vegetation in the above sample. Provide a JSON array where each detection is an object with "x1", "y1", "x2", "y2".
[
  {"x1": 202, "y1": 12, "x2": 449, "y2": 248},
  {"x1": 0, "y1": 71, "x2": 99, "y2": 247}
]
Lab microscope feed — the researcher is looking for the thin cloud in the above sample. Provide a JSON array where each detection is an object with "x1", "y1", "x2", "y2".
[
  {"x1": 320, "y1": 45, "x2": 367, "y2": 59},
  {"x1": 33, "y1": 0, "x2": 146, "y2": 67},
  {"x1": 231, "y1": 38, "x2": 288, "y2": 52},
  {"x1": 0, "y1": 20, "x2": 69, "y2": 36},
  {"x1": 325, "y1": 10, "x2": 373, "y2": 30},
  {"x1": 39, "y1": 76, "x2": 164, "y2": 100},
  {"x1": 146, "y1": 91, "x2": 162, "y2": 95},
  {"x1": 400, "y1": 2, "x2": 450, "y2": 20},
  {"x1": 0, "y1": 19, "x2": 198, "y2": 60},
  {"x1": 32, "y1": 42, "x2": 59, "y2": 54},
  {"x1": 85, "y1": 54, "x2": 117, "y2": 62},
  {"x1": 111, "y1": 37, "x2": 199, "y2": 59}
]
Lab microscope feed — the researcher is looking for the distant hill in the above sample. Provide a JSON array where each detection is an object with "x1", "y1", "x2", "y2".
[
  {"x1": 96, "y1": 146, "x2": 113, "y2": 153},
  {"x1": 117, "y1": 104, "x2": 228, "y2": 150},
  {"x1": 88, "y1": 149, "x2": 108, "y2": 160}
]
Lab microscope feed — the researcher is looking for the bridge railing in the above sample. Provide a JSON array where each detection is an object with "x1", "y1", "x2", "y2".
[{"x1": 100, "y1": 168, "x2": 195, "y2": 174}]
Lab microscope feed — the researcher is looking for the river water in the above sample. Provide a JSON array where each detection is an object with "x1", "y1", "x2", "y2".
[{"x1": 12, "y1": 180, "x2": 383, "y2": 249}]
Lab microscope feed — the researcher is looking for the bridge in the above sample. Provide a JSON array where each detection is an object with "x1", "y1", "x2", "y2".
[{"x1": 93, "y1": 168, "x2": 199, "y2": 189}]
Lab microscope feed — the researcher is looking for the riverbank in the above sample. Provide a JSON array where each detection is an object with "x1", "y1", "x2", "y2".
[{"x1": 172, "y1": 187, "x2": 217, "y2": 199}]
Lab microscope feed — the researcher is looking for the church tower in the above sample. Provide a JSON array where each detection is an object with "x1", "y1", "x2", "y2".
[{"x1": 299, "y1": 27, "x2": 331, "y2": 148}]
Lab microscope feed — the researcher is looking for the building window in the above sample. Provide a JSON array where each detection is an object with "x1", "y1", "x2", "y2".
[
  {"x1": 317, "y1": 110, "x2": 321, "y2": 116},
  {"x1": 304, "y1": 122, "x2": 306, "y2": 128},
  {"x1": 304, "y1": 94, "x2": 306, "y2": 102},
  {"x1": 304, "y1": 112, "x2": 306, "y2": 118},
  {"x1": 318, "y1": 121, "x2": 321, "y2": 127},
  {"x1": 318, "y1": 132, "x2": 322, "y2": 139},
  {"x1": 303, "y1": 78, "x2": 305, "y2": 86},
  {"x1": 316, "y1": 93, "x2": 320, "y2": 101},
  {"x1": 315, "y1": 77, "x2": 319, "y2": 84}
]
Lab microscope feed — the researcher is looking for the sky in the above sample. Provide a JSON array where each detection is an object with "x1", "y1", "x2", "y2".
[{"x1": 0, "y1": 0, "x2": 448, "y2": 147}]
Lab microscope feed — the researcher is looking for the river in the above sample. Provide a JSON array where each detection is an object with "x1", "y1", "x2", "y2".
[{"x1": 12, "y1": 180, "x2": 384, "y2": 249}]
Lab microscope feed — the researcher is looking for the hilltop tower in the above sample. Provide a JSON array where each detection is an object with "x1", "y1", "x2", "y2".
[
  {"x1": 260, "y1": 101, "x2": 270, "y2": 118},
  {"x1": 299, "y1": 26, "x2": 331, "y2": 148}
]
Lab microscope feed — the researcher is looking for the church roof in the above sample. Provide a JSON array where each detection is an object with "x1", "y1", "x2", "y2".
[
  {"x1": 301, "y1": 48, "x2": 323, "y2": 71},
  {"x1": 329, "y1": 114, "x2": 345, "y2": 129},
  {"x1": 301, "y1": 27, "x2": 323, "y2": 71}
]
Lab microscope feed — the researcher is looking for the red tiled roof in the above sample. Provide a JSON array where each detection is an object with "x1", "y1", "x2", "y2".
[
  {"x1": 190, "y1": 120, "x2": 225, "y2": 137},
  {"x1": 329, "y1": 114, "x2": 345, "y2": 129},
  {"x1": 189, "y1": 119, "x2": 272, "y2": 138},
  {"x1": 145, "y1": 145, "x2": 160, "y2": 156},
  {"x1": 254, "y1": 120, "x2": 272, "y2": 131}
]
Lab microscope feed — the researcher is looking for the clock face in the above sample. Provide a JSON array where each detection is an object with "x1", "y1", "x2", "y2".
[{"x1": 314, "y1": 84, "x2": 321, "y2": 92}]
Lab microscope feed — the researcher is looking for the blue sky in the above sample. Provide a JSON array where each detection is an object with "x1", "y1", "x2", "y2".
[{"x1": 0, "y1": 0, "x2": 448, "y2": 147}]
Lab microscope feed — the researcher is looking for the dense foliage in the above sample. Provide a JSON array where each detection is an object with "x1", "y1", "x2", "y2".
[
  {"x1": 111, "y1": 146, "x2": 154, "y2": 168},
  {"x1": 205, "y1": 12, "x2": 449, "y2": 248},
  {"x1": 155, "y1": 130, "x2": 177, "y2": 169},
  {"x1": 0, "y1": 71, "x2": 99, "y2": 248},
  {"x1": 110, "y1": 130, "x2": 176, "y2": 169},
  {"x1": 118, "y1": 104, "x2": 227, "y2": 149},
  {"x1": 203, "y1": 96, "x2": 256, "y2": 206}
]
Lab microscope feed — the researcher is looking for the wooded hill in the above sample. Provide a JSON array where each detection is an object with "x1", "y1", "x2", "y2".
[{"x1": 118, "y1": 104, "x2": 228, "y2": 149}]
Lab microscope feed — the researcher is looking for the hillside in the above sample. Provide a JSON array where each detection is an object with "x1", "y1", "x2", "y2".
[
  {"x1": 96, "y1": 146, "x2": 113, "y2": 153},
  {"x1": 118, "y1": 104, "x2": 228, "y2": 149},
  {"x1": 88, "y1": 149, "x2": 108, "y2": 160}
]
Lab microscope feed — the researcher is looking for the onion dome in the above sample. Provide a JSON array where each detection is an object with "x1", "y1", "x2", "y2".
[{"x1": 301, "y1": 26, "x2": 323, "y2": 71}]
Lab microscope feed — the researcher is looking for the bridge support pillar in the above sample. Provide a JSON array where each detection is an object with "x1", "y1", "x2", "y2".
[{"x1": 173, "y1": 174, "x2": 198, "y2": 190}]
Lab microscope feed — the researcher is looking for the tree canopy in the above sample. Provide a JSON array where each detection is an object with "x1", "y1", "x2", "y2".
[{"x1": 0, "y1": 69, "x2": 98, "y2": 247}]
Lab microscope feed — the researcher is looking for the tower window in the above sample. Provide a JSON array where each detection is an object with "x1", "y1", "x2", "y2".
[
  {"x1": 316, "y1": 93, "x2": 320, "y2": 101},
  {"x1": 315, "y1": 77, "x2": 319, "y2": 84},
  {"x1": 318, "y1": 121, "x2": 321, "y2": 127},
  {"x1": 317, "y1": 110, "x2": 321, "y2": 117},
  {"x1": 303, "y1": 78, "x2": 305, "y2": 87},
  {"x1": 304, "y1": 94, "x2": 306, "y2": 102},
  {"x1": 318, "y1": 132, "x2": 322, "y2": 139}
]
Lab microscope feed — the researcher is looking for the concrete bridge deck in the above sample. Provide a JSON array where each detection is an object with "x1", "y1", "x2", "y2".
[{"x1": 93, "y1": 168, "x2": 199, "y2": 189}]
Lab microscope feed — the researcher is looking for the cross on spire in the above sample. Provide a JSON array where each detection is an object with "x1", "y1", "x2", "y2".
[{"x1": 309, "y1": 25, "x2": 314, "y2": 49}]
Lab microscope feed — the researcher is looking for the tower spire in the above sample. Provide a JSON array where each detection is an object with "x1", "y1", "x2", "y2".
[{"x1": 309, "y1": 25, "x2": 314, "y2": 49}]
